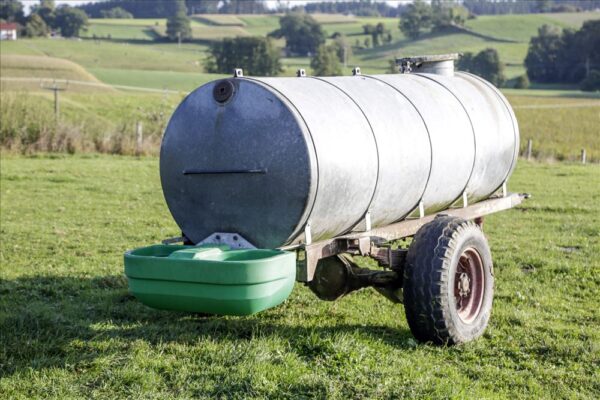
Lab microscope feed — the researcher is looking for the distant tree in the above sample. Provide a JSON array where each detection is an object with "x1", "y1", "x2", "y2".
[
  {"x1": 100, "y1": 7, "x2": 133, "y2": 19},
  {"x1": 513, "y1": 75, "x2": 530, "y2": 89},
  {"x1": 297, "y1": 0, "x2": 403, "y2": 17},
  {"x1": 536, "y1": 0, "x2": 553, "y2": 13},
  {"x1": 31, "y1": 0, "x2": 56, "y2": 28},
  {"x1": 457, "y1": 52, "x2": 474, "y2": 71},
  {"x1": 187, "y1": 0, "x2": 219, "y2": 14},
  {"x1": 0, "y1": 0, "x2": 24, "y2": 23},
  {"x1": 458, "y1": 48, "x2": 505, "y2": 87},
  {"x1": 24, "y1": 14, "x2": 49, "y2": 37},
  {"x1": 311, "y1": 44, "x2": 343, "y2": 76},
  {"x1": 269, "y1": 13, "x2": 325, "y2": 56},
  {"x1": 575, "y1": 20, "x2": 600, "y2": 80},
  {"x1": 363, "y1": 22, "x2": 387, "y2": 47},
  {"x1": 331, "y1": 34, "x2": 352, "y2": 65},
  {"x1": 399, "y1": 0, "x2": 432, "y2": 39},
  {"x1": 524, "y1": 25, "x2": 565, "y2": 83},
  {"x1": 206, "y1": 37, "x2": 281, "y2": 76},
  {"x1": 580, "y1": 70, "x2": 600, "y2": 92},
  {"x1": 166, "y1": 0, "x2": 191, "y2": 41},
  {"x1": 166, "y1": 15, "x2": 192, "y2": 41},
  {"x1": 383, "y1": 32, "x2": 393, "y2": 45},
  {"x1": 219, "y1": 0, "x2": 266, "y2": 14},
  {"x1": 54, "y1": 5, "x2": 88, "y2": 37},
  {"x1": 431, "y1": 1, "x2": 469, "y2": 31}
]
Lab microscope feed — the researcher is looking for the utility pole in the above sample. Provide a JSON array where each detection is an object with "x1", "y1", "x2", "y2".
[
  {"x1": 40, "y1": 80, "x2": 68, "y2": 122},
  {"x1": 343, "y1": 46, "x2": 347, "y2": 68},
  {"x1": 177, "y1": 31, "x2": 181, "y2": 49}
]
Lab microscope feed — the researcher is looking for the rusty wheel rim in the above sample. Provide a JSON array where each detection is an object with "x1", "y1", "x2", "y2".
[{"x1": 454, "y1": 247, "x2": 485, "y2": 324}]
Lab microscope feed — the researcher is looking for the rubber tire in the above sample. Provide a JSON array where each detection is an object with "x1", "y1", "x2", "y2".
[{"x1": 403, "y1": 216, "x2": 494, "y2": 345}]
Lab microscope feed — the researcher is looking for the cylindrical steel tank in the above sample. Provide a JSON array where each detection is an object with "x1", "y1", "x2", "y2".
[{"x1": 160, "y1": 58, "x2": 519, "y2": 249}]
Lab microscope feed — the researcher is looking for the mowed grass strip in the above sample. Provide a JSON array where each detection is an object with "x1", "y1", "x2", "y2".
[{"x1": 0, "y1": 156, "x2": 598, "y2": 398}]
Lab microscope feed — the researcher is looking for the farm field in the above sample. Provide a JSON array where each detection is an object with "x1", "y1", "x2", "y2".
[
  {"x1": 2, "y1": 12, "x2": 599, "y2": 82},
  {"x1": 2, "y1": 84, "x2": 598, "y2": 161},
  {"x1": 0, "y1": 156, "x2": 598, "y2": 398}
]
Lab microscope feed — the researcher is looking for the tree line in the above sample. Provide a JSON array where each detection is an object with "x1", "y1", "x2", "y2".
[
  {"x1": 294, "y1": 1, "x2": 403, "y2": 18},
  {"x1": 0, "y1": 0, "x2": 88, "y2": 38},
  {"x1": 79, "y1": 0, "x2": 268, "y2": 18},
  {"x1": 525, "y1": 20, "x2": 600, "y2": 91},
  {"x1": 462, "y1": 0, "x2": 600, "y2": 15},
  {"x1": 399, "y1": 0, "x2": 471, "y2": 40}
]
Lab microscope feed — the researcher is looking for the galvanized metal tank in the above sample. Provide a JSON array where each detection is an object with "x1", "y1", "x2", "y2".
[{"x1": 160, "y1": 56, "x2": 519, "y2": 249}]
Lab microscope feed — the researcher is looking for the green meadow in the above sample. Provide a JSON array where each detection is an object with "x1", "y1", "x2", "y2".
[{"x1": 0, "y1": 156, "x2": 598, "y2": 398}]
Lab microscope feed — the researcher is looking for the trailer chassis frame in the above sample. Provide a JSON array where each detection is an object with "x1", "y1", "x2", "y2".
[{"x1": 292, "y1": 192, "x2": 527, "y2": 283}]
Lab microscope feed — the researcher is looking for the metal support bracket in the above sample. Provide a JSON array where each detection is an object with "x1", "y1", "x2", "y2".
[
  {"x1": 352, "y1": 211, "x2": 372, "y2": 232},
  {"x1": 304, "y1": 223, "x2": 312, "y2": 245},
  {"x1": 199, "y1": 232, "x2": 255, "y2": 249}
]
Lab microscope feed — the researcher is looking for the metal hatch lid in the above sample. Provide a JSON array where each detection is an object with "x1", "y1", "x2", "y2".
[{"x1": 396, "y1": 53, "x2": 461, "y2": 76}]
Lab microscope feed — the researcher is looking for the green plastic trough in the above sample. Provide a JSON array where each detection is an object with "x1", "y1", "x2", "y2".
[{"x1": 124, "y1": 245, "x2": 296, "y2": 316}]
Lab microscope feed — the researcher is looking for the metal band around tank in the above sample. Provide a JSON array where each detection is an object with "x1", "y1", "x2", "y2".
[
  {"x1": 242, "y1": 76, "x2": 320, "y2": 244},
  {"x1": 458, "y1": 71, "x2": 519, "y2": 189},
  {"x1": 362, "y1": 74, "x2": 434, "y2": 221},
  {"x1": 310, "y1": 76, "x2": 381, "y2": 232},
  {"x1": 413, "y1": 73, "x2": 478, "y2": 207}
]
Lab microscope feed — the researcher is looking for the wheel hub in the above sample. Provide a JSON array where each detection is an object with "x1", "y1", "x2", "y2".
[
  {"x1": 458, "y1": 272, "x2": 470, "y2": 297},
  {"x1": 454, "y1": 248, "x2": 485, "y2": 324}
]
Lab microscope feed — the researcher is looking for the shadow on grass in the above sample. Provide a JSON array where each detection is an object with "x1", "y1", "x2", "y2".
[{"x1": 0, "y1": 275, "x2": 413, "y2": 377}]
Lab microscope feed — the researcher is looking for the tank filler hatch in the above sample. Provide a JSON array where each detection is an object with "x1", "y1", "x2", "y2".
[{"x1": 396, "y1": 53, "x2": 461, "y2": 77}]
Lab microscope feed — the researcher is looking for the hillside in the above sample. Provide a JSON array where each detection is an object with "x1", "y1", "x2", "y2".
[
  {"x1": 0, "y1": 54, "x2": 113, "y2": 92},
  {"x1": 1, "y1": 12, "x2": 595, "y2": 92}
]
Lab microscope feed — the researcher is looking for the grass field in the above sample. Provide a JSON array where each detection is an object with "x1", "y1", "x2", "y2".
[
  {"x1": 1, "y1": 85, "x2": 598, "y2": 161},
  {"x1": 0, "y1": 156, "x2": 598, "y2": 398},
  {"x1": 87, "y1": 68, "x2": 226, "y2": 92},
  {"x1": 0, "y1": 39, "x2": 206, "y2": 73},
  {"x1": 512, "y1": 95, "x2": 600, "y2": 161},
  {"x1": 3, "y1": 12, "x2": 598, "y2": 83}
]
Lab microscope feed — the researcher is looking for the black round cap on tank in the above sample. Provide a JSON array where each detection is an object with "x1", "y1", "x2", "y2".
[{"x1": 213, "y1": 79, "x2": 235, "y2": 103}]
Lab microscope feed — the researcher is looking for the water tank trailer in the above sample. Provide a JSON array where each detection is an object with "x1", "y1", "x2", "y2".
[{"x1": 125, "y1": 54, "x2": 528, "y2": 345}]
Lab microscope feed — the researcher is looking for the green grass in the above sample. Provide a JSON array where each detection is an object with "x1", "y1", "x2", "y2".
[
  {"x1": 465, "y1": 14, "x2": 568, "y2": 42},
  {"x1": 0, "y1": 91, "x2": 182, "y2": 154},
  {"x1": 192, "y1": 14, "x2": 247, "y2": 26},
  {"x1": 508, "y1": 95, "x2": 600, "y2": 161},
  {"x1": 0, "y1": 156, "x2": 598, "y2": 398},
  {"x1": 0, "y1": 39, "x2": 206, "y2": 73},
  {"x1": 545, "y1": 11, "x2": 600, "y2": 27},
  {"x1": 0, "y1": 54, "x2": 102, "y2": 83},
  {"x1": 81, "y1": 23, "x2": 158, "y2": 41},
  {"x1": 1, "y1": 84, "x2": 597, "y2": 161},
  {"x1": 88, "y1": 68, "x2": 226, "y2": 92},
  {"x1": 3, "y1": 12, "x2": 598, "y2": 86}
]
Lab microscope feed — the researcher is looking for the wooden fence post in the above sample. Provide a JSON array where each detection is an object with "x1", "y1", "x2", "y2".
[
  {"x1": 581, "y1": 149, "x2": 586, "y2": 164},
  {"x1": 526, "y1": 139, "x2": 533, "y2": 161},
  {"x1": 136, "y1": 121, "x2": 143, "y2": 156}
]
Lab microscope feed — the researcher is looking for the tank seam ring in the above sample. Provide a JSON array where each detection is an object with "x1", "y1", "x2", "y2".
[
  {"x1": 310, "y1": 76, "x2": 381, "y2": 233},
  {"x1": 459, "y1": 71, "x2": 518, "y2": 190},
  {"x1": 242, "y1": 77, "x2": 319, "y2": 245},
  {"x1": 363, "y1": 75, "x2": 434, "y2": 221},
  {"x1": 414, "y1": 73, "x2": 477, "y2": 206}
]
